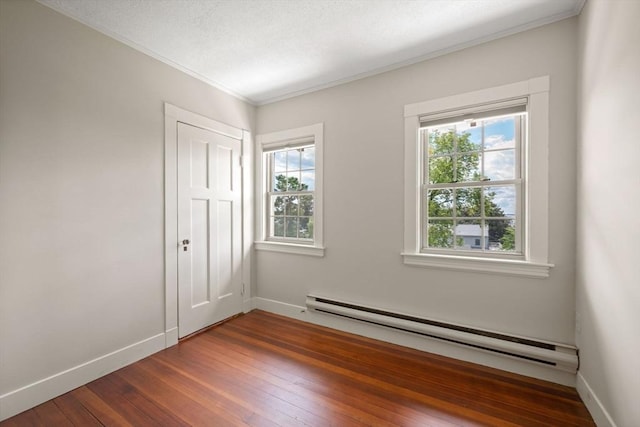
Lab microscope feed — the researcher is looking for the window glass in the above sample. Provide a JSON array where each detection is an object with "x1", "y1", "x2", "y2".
[
  {"x1": 267, "y1": 146, "x2": 315, "y2": 241},
  {"x1": 423, "y1": 112, "x2": 524, "y2": 253}
]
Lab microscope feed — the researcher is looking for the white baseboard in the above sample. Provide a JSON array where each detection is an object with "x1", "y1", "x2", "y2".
[
  {"x1": 243, "y1": 298, "x2": 253, "y2": 313},
  {"x1": 253, "y1": 296, "x2": 308, "y2": 320},
  {"x1": 577, "y1": 372, "x2": 616, "y2": 427},
  {"x1": 0, "y1": 332, "x2": 167, "y2": 422},
  {"x1": 252, "y1": 297, "x2": 576, "y2": 387},
  {"x1": 165, "y1": 327, "x2": 179, "y2": 347}
]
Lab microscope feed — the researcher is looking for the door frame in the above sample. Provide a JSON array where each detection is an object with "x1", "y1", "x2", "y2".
[{"x1": 164, "y1": 102, "x2": 252, "y2": 347}]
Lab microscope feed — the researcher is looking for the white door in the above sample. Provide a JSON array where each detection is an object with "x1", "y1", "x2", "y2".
[{"x1": 177, "y1": 122, "x2": 242, "y2": 338}]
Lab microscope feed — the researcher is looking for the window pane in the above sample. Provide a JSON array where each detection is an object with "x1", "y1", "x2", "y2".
[
  {"x1": 273, "y1": 173, "x2": 287, "y2": 192},
  {"x1": 286, "y1": 171, "x2": 301, "y2": 190},
  {"x1": 298, "y1": 217, "x2": 313, "y2": 239},
  {"x1": 484, "y1": 149, "x2": 515, "y2": 181},
  {"x1": 428, "y1": 156, "x2": 454, "y2": 184},
  {"x1": 300, "y1": 195, "x2": 314, "y2": 216},
  {"x1": 456, "y1": 125, "x2": 481, "y2": 153},
  {"x1": 455, "y1": 153, "x2": 481, "y2": 182},
  {"x1": 484, "y1": 185, "x2": 516, "y2": 217},
  {"x1": 272, "y1": 217, "x2": 284, "y2": 237},
  {"x1": 427, "y1": 220, "x2": 453, "y2": 248},
  {"x1": 456, "y1": 187, "x2": 482, "y2": 217},
  {"x1": 285, "y1": 196, "x2": 299, "y2": 216},
  {"x1": 301, "y1": 147, "x2": 315, "y2": 169},
  {"x1": 427, "y1": 189, "x2": 453, "y2": 217},
  {"x1": 301, "y1": 170, "x2": 315, "y2": 190},
  {"x1": 428, "y1": 127, "x2": 455, "y2": 155},
  {"x1": 274, "y1": 151, "x2": 287, "y2": 172},
  {"x1": 464, "y1": 123, "x2": 482, "y2": 147},
  {"x1": 455, "y1": 220, "x2": 485, "y2": 250},
  {"x1": 272, "y1": 195, "x2": 285, "y2": 216},
  {"x1": 287, "y1": 149, "x2": 301, "y2": 170},
  {"x1": 487, "y1": 219, "x2": 516, "y2": 251},
  {"x1": 483, "y1": 117, "x2": 516, "y2": 149},
  {"x1": 285, "y1": 217, "x2": 298, "y2": 238}
]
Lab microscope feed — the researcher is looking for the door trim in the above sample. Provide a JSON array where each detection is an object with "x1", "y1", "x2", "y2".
[{"x1": 164, "y1": 102, "x2": 252, "y2": 347}]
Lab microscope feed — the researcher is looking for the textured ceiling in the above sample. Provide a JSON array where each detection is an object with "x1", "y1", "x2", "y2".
[{"x1": 38, "y1": 0, "x2": 584, "y2": 105}]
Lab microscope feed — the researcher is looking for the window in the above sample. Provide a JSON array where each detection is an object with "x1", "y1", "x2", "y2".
[
  {"x1": 267, "y1": 146, "x2": 315, "y2": 240},
  {"x1": 422, "y1": 105, "x2": 525, "y2": 255},
  {"x1": 403, "y1": 77, "x2": 553, "y2": 278},
  {"x1": 255, "y1": 123, "x2": 324, "y2": 256}
]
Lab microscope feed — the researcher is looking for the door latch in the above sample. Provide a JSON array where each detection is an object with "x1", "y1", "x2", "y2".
[{"x1": 182, "y1": 239, "x2": 190, "y2": 251}]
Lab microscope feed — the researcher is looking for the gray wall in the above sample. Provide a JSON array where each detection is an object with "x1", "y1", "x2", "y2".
[
  {"x1": 577, "y1": 1, "x2": 640, "y2": 425},
  {"x1": 0, "y1": 0, "x2": 254, "y2": 396},
  {"x1": 256, "y1": 18, "x2": 578, "y2": 345}
]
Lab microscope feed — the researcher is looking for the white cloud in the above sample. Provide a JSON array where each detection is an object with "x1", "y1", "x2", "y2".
[
  {"x1": 484, "y1": 135, "x2": 514, "y2": 150},
  {"x1": 484, "y1": 149, "x2": 515, "y2": 181}
]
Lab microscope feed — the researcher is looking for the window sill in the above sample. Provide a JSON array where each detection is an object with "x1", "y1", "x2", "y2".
[
  {"x1": 255, "y1": 241, "x2": 325, "y2": 257},
  {"x1": 401, "y1": 252, "x2": 553, "y2": 278}
]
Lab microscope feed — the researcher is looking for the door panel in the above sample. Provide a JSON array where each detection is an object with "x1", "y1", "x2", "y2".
[
  {"x1": 190, "y1": 198, "x2": 210, "y2": 307},
  {"x1": 216, "y1": 200, "x2": 233, "y2": 298},
  {"x1": 178, "y1": 122, "x2": 242, "y2": 338},
  {"x1": 216, "y1": 145, "x2": 233, "y2": 192}
]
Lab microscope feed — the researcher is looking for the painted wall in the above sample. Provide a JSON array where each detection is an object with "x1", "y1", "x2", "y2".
[
  {"x1": 576, "y1": 1, "x2": 640, "y2": 425},
  {"x1": 0, "y1": 0, "x2": 254, "y2": 400},
  {"x1": 256, "y1": 19, "x2": 578, "y2": 348}
]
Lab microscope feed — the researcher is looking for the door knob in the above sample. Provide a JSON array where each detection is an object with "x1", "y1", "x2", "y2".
[{"x1": 182, "y1": 239, "x2": 190, "y2": 245}]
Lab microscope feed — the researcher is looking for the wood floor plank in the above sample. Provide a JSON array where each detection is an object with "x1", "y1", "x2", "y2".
[
  {"x1": 101, "y1": 374, "x2": 187, "y2": 427},
  {"x1": 228, "y1": 314, "x2": 589, "y2": 426},
  {"x1": 0, "y1": 310, "x2": 595, "y2": 426},
  {"x1": 195, "y1": 328, "x2": 472, "y2": 426},
  {"x1": 157, "y1": 340, "x2": 380, "y2": 426},
  {"x1": 251, "y1": 311, "x2": 579, "y2": 399},
  {"x1": 111, "y1": 365, "x2": 243, "y2": 427},
  {"x1": 86, "y1": 375, "x2": 167, "y2": 426},
  {"x1": 32, "y1": 400, "x2": 73, "y2": 426},
  {"x1": 219, "y1": 320, "x2": 522, "y2": 426},
  {"x1": 137, "y1": 356, "x2": 306, "y2": 426},
  {"x1": 0, "y1": 409, "x2": 41, "y2": 427},
  {"x1": 162, "y1": 333, "x2": 410, "y2": 426},
  {"x1": 234, "y1": 312, "x2": 593, "y2": 423},
  {"x1": 69, "y1": 386, "x2": 134, "y2": 426},
  {"x1": 149, "y1": 351, "x2": 343, "y2": 427},
  {"x1": 53, "y1": 392, "x2": 103, "y2": 426}
]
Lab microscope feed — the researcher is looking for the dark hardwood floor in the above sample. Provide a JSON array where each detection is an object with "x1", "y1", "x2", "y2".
[{"x1": 2, "y1": 310, "x2": 595, "y2": 426}]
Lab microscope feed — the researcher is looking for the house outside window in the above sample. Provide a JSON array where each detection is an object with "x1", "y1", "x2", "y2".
[
  {"x1": 255, "y1": 123, "x2": 324, "y2": 257},
  {"x1": 402, "y1": 77, "x2": 553, "y2": 278}
]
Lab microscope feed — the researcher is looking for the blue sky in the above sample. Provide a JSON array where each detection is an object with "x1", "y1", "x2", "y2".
[{"x1": 273, "y1": 147, "x2": 316, "y2": 190}]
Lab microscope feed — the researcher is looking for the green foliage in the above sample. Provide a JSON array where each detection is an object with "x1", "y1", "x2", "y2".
[
  {"x1": 428, "y1": 130, "x2": 480, "y2": 184},
  {"x1": 428, "y1": 221, "x2": 453, "y2": 248},
  {"x1": 273, "y1": 174, "x2": 313, "y2": 239},
  {"x1": 500, "y1": 226, "x2": 515, "y2": 250},
  {"x1": 427, "y1": 129, "x2": 510, "y2": 249},
  {"x1": 274, "y1": 174, "x2": 307, "y2": 192}
]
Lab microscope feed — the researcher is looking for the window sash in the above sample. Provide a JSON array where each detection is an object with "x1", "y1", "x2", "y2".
[
  {"x1": 419, "y1": 98, "x2": 527, "y2": 127},
  {"x1": 262, "y1": 138, "x2": 314, "y2": 153},
  {"x1": 420, "y1": 111, "x2": 525, "y2": 255},
  {"x1": 266, "y1": 148, "x2": 315, "y2": 242}
]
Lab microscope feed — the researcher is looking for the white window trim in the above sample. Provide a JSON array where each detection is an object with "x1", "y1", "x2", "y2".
[
  {"x1": 255, "y1": 123, "x2": 324, "y2": 257},
  {"x1": 403, "y1": 77, "x2": 554, "y2": 278}
]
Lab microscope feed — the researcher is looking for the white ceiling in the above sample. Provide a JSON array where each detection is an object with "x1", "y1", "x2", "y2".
[{"x1": 38, "y1": 0, "x2": 584, "y2": 105}]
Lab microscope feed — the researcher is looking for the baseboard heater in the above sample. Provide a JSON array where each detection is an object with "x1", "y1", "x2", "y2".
[{"x1": 306, "y1": 295, "x2": 578, "y2": 373}]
